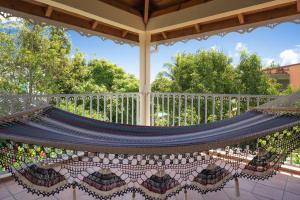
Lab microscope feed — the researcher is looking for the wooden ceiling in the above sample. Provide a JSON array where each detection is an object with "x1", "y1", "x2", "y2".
[
  {"x1": 0, "y1": 0, "x2": 299, "y2": 45},
  {"x1": 98, "y1": 0, "x2": 213, "y2": 23}
]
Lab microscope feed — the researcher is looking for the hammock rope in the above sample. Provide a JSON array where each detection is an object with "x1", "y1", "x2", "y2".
[{"x1": 0, "y1": 92, "x2": 300, "y2": 200}]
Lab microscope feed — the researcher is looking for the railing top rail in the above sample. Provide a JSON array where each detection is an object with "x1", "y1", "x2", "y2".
[
  {"x1": 0, "y1": 92, "x2": 140, "y2": 98},
  {"x1": 150, "y1": 92, "x2": 279, "y2": 98}
]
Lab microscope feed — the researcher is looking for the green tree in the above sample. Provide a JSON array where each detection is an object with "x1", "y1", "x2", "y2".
[
  {"x1": 0, "y1": 28, "x2": 19, "y2": 92},
  {"x1": 89, "y1": 59, "x2": 138, "y2": 92},
  {"x1": 0, "y1": 19, "x2": 138, "y2": 94},
  {"x1": 236, "y1": 51, "x2": 280, "y2": 95},
  {"x1": 151, "y1": 72, "x2": 173, "y2": 92},
  {"x1": 42, "y1": 27, "x2": 72, "y2": 93},
  {"x1": 153, "y1": 49, "x2": 239, "y2": 93},
  {"x1": 14, "y1": 21, "x2": 51, "y2": 95}
]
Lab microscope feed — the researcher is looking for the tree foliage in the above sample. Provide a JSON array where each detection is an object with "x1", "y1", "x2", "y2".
[
  {"x1": 0, "y1": 19, "x2": 138, "y2": 94},
  {"x1": 152, "y1": 49, "x2": 280, "y2": 95},
  {"x1": 236, "y1": 51, "x2": 280, "y2": 95}
]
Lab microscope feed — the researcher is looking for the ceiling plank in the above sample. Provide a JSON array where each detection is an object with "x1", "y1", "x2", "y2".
[
  {"x1": 35, "y1": 0, "x2": 144, "y2": 33},
  {"x1": 98, "y1": 0, "x2": 142, "y2": 17},
  {"x1": 237, "y1": 13, "x2": 245, "y2": 24},
  {"x1": 147, "y1": 0, "x2": 295, "y2": 33},
  {"x1": 151, "y1": 3, "x2": 299, "y2": 43},
  {"x1": 144, "y1": 0, "x2": 149, "y2": 24},
  {"x1": 0, "y1": 0, "x2": 139, "y2": 43},
  {"x1": 91, "y1": 21, "x2": 98, "y2": 29},
  {"x1": 151, "y1": 0, "x2": 213, "y2": 18},
  {"x1": 45, "y1": 5, "x2": 53, "y2": 17}
]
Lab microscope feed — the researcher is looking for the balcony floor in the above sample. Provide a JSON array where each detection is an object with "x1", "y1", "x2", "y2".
[{"x1": 0, "y1": 172, "x2": 300, "y2": 200}]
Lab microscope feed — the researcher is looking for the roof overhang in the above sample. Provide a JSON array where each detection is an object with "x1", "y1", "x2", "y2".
[{"x1": 0, "y1": 0, "x2": 299, "y2": 46}]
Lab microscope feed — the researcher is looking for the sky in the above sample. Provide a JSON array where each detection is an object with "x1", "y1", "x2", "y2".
[
  {"x1": 68, "y1": 22, "x2": 300, "y2": 82},
  {"x1": 1, "y1": 15, "x2": 299, "y2": 82}
]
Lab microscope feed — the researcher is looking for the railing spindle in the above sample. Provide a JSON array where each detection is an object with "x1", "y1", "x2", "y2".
[
  {"x1": 212, "y1": 95, "x2": 215, "y2": 122},
  {"x1": 151, "y1": 93, "x2": 154, "y2": 126},
  {"x1": 104, "y1": 95, "x2": 107, "y2": 121},
  {"x1": 178, "y1": 95, "x2": 181, "y2": 126},
  {"x1": 172, "y1": 95, "x2": 175, "y2": 126},
  {"x1": 220, "y1": 95, "x2": 223, "y2": 120},
  {"x1": 184, "y1": 95, "x2": 187, "y2": 125},
  {"x1": 197, "y1": 95, "x2": 200, "y2": 124},
  {"x1": 90, "y1": 95, "x2": 93, "y2": 118},
  {"x1": 121, "y1": 94, "x2": 124, "y2": 124},
  {"x1": 116, "y1": 95, "x2": 118, "y2": 123},
  {"x1": 204, "y1": 95, "x2": 207, "y2": 124},
  {"x1": 126, "y1": 95, "x2": 129, "y2": 124},
  {"x1": 167, "y1": 94, "x2": 170, "y2": 126},
  {"x1": 110, "y1": 95, "x2": 112, "y2": 122}
]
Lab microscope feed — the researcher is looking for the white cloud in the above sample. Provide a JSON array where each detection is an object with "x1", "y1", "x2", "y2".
[
  {"x1": 210, "y1": 45, "x2": 218, "y2": 50},
  {"x1": 262, "y1": 58, "x2": 275, "y2": 67},
  {"x1": 235, "y1": 42, "x2": 248, "y2": 52},
  {"x1": 0, "y1": 16, "x2": 20, "y2": 23},
  {"x1": 279, "y1": 49, "x2": 300, "y2": 65}
]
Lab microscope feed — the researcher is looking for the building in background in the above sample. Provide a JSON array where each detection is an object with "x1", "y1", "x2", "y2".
[{"x1": 263, "y1": 63, "x2": 300, "y2": 91}]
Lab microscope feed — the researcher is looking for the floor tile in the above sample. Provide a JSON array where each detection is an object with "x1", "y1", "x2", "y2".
[
  {"x1": 14, "y1": 190, "x2": 41, "y2": 200},
  {"x1": 237, "y1": 178, "x2": 257, "y2": 192},
  {"x1": 288, "y1": 175, "x2": 300, "y2": 184},
  {"x1": 6, "y1": 182, "x2": 26, "y2": 194},
  {"x1": 283, "y1": 191, "x2": 300, "y2": 200},
  {"x1": 0, "y1": 173, "x2": 299, "y2": 200},
  {"x1": 38, "y1": 196, "x2": 58, "y2": 200},
  {"x1": 252, "y1": 183, "x2": 284, "y2": 200},
  {"x1": 256, "y1": 177, "x2": 287, "y2": 190},
  {"x1": 186, "y1": 190, "x2": 205, "y2": 200},
  {"x1": 254, "y1": 194, "x2": 273, "y2": 200},
  {"x1": 202, "y1": 190, "x2": 230, "y2": 200},
  {"x1": 223, "y1": 187, "x2": 259, "y2": 200},
  {"x1": 56, "y1": 188, "x2": 73, "y2": 200},
  {"x1": 285, "y1": 181, "x2": 300, "y2": 195},
  {"x1": 2, "y1": 197, "x2": 15, "y2": 200},
  {"x1": 0, "y1": 187, "x2": 12, "y2": 199}
]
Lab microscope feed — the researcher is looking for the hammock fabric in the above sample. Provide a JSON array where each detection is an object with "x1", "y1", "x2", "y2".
[{"x1": 0, "y1": 92, "x2": 300, "y2": 200}]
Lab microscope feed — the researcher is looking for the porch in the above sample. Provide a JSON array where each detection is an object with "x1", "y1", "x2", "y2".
[
  {"x1": 1, "y1": 172, "x2": 300, "y2": 200},
  {"x1": 1, "y1": 0, "x2": 300, "y2": 200}
]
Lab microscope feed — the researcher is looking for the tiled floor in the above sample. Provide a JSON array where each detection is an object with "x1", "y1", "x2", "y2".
[{"x1": 0, "y1": 172, "x2": 300, "y2": 200}]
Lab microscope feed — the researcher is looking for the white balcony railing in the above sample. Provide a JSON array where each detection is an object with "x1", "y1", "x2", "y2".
[
  {"x1": 2, "y1": 92, "x2": 300, "y2": 167},
  {"x1": 1, "y1": 92, "x2": 278, "y2": 125},
  {"x1": 150, "y1": 93, "x2": 278, "y2": 126}
]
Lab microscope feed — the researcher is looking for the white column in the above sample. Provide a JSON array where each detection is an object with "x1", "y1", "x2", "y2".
[{"x1": 139, "y1": 32, "x2": 151, "y2": 125}]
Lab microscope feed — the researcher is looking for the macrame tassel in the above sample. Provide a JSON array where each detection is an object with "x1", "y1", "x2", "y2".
[
  {"x1": 73, "y1": 185, "x2": 76, "y2": 200},
  {"x1": 184, "y1": 188, "x2": 188, "y2": 200},
  {"x1": 132, "y1": 191, "x2": 136, "y2": 200},
  {"x1": 234, "y1": 177, "x2": 240, "y2": 197}
]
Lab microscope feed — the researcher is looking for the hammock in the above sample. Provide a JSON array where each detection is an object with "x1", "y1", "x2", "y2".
[{"x1": 0, "y1": 92, "x2": 300, "y2": 200}]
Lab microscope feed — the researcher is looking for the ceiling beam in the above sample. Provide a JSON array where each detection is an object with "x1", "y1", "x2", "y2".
[
  {"x1": 35, "y1": 0, "x2": 145, "y2": 33},
  {"x1": 91, "y1": 21, "x2": 98, "y2": 30},
  {"x1": 238, "y1": 13, "x2": 245, "y2": 24},
  {"x1": 122, "y1": 30, "x2": 128, "y2": 38},
  {"x1": 147, "y1": 0, "x2": 296, "y2": 33},
  {"x1": 45, "y1": 5, "x2": 53, "y2": 17},
  {"x1": 297, "y1": 0, "x2": 300, "y2": 12},
  {"x1": 0, "y1": 0, "x2": 139, "y2": 44},
  {"x1": 151, "y1": 3, "x2": 299, "y2": 44},
  {"x1": 144, "y1": 0, "x2": 149, "y2": 24},
  {"x1": 161, "y1": 32, "x2": 168, "y2": 39},
  {"x1": 194, "y1": 24, "x2": 200, "y2": 32}
]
